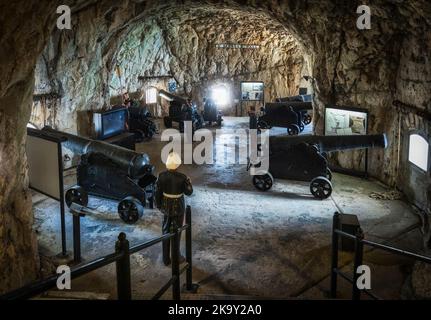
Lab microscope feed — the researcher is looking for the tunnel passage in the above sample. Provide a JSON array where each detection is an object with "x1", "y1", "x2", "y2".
[
  {"x1": 32, "y1": 3, "x2": 312, "y2": 132},
  {"x1": 108, "y1": 6, "x2": 312, "y2": 117},
  {"x1": 1, "y1": 0, "x2": 431, "y2": 294}
]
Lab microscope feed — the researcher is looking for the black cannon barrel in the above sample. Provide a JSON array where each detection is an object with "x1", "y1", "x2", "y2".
[
  {"x1": 40, "y1": 127, "x2": 152, "y2": 179},
  {"x1": 159, "y1": 89, "x2": 187, "y2": 105},
  {"x1": 265, "y1": 102, "x2": 313, "y2": 112},
  {"x1": 270, "y1": 134, "x2": 388, "y2": 153},
  {"x1": 277, "y1": 95, "x2": 313, "y2": 103}
]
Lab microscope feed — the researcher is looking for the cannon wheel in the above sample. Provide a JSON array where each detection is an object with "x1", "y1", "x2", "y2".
[
  {"x1": 303, "y1": 113, "x2": 312, "y2": 125},
  {"x1": 252, "y1": 173, "x2": 274, "y2": 191},
  {"x1": 287, "y1": 124, "x2": 300, "y2": 136},
  {"x1": 164, "y1": 117, "x2": 173, "y2": 128},
  {"x1": 257, "y1": 120, "x2": 270, "y2": 134},
  {"x1": 65, "y1": 186, "x2": 88, "y2": 208},
  {"x1": 310, "y1": 177, "x2": 332, "y2": 199},
  {"x1": 299, "y1": 121, "x2": 305, "y2": 132},
  {"x1": 118, "y1": 196, "x2": 144, "y2": 224},
  {"x1": 326, "y1": 168, "x2": 333, "y2": 181},
  {"x1": 257, "y1": 120, "x2": 269, "y2": 130}
]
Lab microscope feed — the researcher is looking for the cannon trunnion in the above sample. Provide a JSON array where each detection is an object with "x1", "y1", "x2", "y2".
[
  {"x1": 42, "y1": 127, "x2": 156, "y2": 224},
  {"x1": 251, "y1": 134, "x2": 388, "y2": 199}
]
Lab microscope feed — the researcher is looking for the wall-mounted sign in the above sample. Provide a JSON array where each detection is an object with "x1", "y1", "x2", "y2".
[
  {"x1": 216, "y1": 43, "x2": 260, "y2": 49},
  {"x1": 241, "y1": 82, "x2": 264, "y2": 102},
  {"x1": 324, "y1": 106, "x2": 368, "y2": 136}
]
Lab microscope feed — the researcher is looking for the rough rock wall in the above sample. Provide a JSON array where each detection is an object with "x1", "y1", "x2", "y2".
[
  {"x1": 0, "y1": 0, "x2": 63, "y2": 293},
  {"x1": 395, "y1": 30, "x2": 431, "y2": 213},
  {"x1": 33, "y1": 0, "x2": 141, "y2": 135},
  {"x1": 34, "y1": 2, "x2": 311, "y2": 133},
  {"x1": 108, "y1": 7, "x2": 310, "y2": 115}
]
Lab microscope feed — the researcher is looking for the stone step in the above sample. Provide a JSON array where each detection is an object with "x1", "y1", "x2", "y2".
[{"x1": 33, "y1": 291, "x2": 110, "y2": 300}]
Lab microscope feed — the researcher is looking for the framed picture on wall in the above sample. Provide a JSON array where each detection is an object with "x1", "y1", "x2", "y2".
[
  {"x1": 324, "y1": 106, "x2": 368, "y2": 136},
  {"x1": 324, "y1": 105, "x2": 370, "y2": 177},
  {"x1": 240, "y1": 81, "x2": 264, "y2": 101}
]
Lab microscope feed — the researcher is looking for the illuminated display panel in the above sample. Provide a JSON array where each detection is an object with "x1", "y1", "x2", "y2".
[
  {"x1": 409, "y1": 134, "x2": 429, "y2": 171},
  {"x1": 241, "y1": 82, "x2": 264, "y2": 102},
  {"x1": 325, "y1": 106, "x2": 368, "y2": 136}
]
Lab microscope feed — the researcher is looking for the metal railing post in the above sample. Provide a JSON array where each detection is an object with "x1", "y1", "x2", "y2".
[
  {"x1": 72, "y1": 213, "x2": 82, "y2": 263},
  {"x1": 330, "y1": 212, "x2": 340, "y2": 298},
  {"x1": 171, "y1": 219, "x2": 181, "y2": 300},
  {"x1": 185, "y1": 206, "x2": 193, "y2": 291},
  {"x1": 149, "y1": 183, "x2": 155, "y2": 209},
  {"x1": 352, "y1": 228, "x2": 364, "y2": 300},
  {"x1": 115, "y1": 232, "x2": 132, "y2": 300}
]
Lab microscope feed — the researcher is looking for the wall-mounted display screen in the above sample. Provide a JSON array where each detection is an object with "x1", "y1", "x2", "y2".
[
  {"x1": 93, "y1": 108, "x2": 127, "y2": 140},
  {"x1": 241, "y1": 82, "x2": 264, "y2": 101},
  {"x1": 324, "y1": 106, "x2": 368, "y2": 136}
]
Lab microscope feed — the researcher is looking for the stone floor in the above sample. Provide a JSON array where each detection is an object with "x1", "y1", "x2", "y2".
[{"x1": 32, "y1": 117, "x2": 424, "y2": 299}]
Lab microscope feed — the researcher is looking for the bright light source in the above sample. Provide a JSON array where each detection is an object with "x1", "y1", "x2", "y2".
[
  {"x1": 211, "y1": 85, "x2": 230, "y2": 107},
  {"x1": 146, "y1": 87, "x2": 157, "y2": 104},
  {"x1": 409, "y1": 134, "x2": 429, "y2": 171}
]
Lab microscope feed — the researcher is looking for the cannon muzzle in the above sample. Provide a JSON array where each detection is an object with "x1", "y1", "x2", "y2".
[
  {"x1": 270, "y1": 134, "x2": 388, "y2": 153},
  {"x1": 158, "y1": 89, "x2": 187, "y2": 105}
]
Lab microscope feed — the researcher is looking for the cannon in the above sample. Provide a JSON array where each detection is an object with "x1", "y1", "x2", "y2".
[
  {"x1": 276, "y1": 95, "x2": 314, "y2": 125},
  {"x1": 160, "y1": 90, "x2": 203, "y2": 132},
  {"x1": 127, "y1": 105, "x2": 157, "y2": 140},
  {"x1": 250, "y1": 102, "x2": 313, "y2": 135},
  {"x1": 41, "y1": 127, "x2": 157, "y2": 224},
  {"x1": 249, "y1": 134, "x2": 388, "y2": 199},
  {"x1": 202, "y1": 97, "x2": 223, "y2": 126}
]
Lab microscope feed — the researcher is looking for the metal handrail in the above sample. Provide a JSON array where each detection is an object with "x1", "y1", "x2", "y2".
[
  {"x1": 129, "y1": 224, "x2": 190, "y2": 255},
  {"x1": 0, "y1": 251, "x2": 125, "y2": 300},
  {"x1": 0, "y1": 206, "x2": 196, "y2": 301},
  {"x1": 362, "y1": 239, "x2": 431, "y2": 264},
  {"x1": 151, "y1": 264, "x2": 189, "y2": 300},
  {"x1": 330, "y1": 211, "x2": 431, "y2": 300}
]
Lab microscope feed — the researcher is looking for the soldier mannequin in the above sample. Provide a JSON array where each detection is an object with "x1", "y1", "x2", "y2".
[{"x1": 156, "y1": 152, "x2": 193, "y2": 266}]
